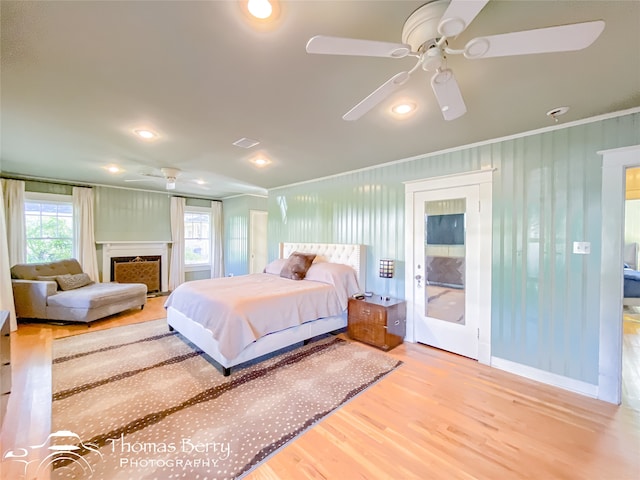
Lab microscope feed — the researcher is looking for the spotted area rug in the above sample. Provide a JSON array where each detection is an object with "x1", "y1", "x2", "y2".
[{"x1": 50, "y1": 319, "x2": 401, "y2": 479}]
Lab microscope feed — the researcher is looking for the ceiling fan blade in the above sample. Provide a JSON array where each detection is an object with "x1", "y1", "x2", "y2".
[
  {"x1": 306, "y1": 35, "x2": 411, "y2": 58},
  {"x1": 343, "y1": 71, "x2": 411, "y2": 121},
  {"x1": 463, "y1": 20, "x2": 605, "y2": 59},
  {"x1": 430, "y1": 69, "x2": 467, "y2": 121},
  {"x1": 438, "y1": 0, "x2": 490, "y2": 38}
]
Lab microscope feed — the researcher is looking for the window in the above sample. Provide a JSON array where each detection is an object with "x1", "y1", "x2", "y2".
[
  {"x1": 184, "y1": 207, "x2": 211, "y2": 268},
  {"x1": 25, "y1": 193, "x2": 74, "y2": 263}
]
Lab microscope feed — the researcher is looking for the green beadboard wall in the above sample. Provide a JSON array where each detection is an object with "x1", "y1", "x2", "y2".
[
  {"x1": 268, "y1": 111, "x2": 640, "y2": 385},
  {"x1": 16, "y1": 181, "x2": 219, "y2": 280},
  {"x1": 223, "y1": 195, "x2": 268, "y2": 276},
  {"x1": 21, "y1": 181, "x2": 173, "y2": 242},
  {"x1": 24, "y1": 180, "x2": 73, "y2": 196},
  {"x1": 94, "y1": 190, "x2": 220, "y2": 279},
  {"x1": 94, "y1": 187, "x2": 171, "y2": 242}
]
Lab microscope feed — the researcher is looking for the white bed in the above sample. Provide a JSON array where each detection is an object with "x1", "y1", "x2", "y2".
[{"x1": 166, "y1": 242, "x2": 366, "y2": 375}]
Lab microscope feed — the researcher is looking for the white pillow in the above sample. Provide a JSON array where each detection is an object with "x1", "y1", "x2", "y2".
[
  {"x1": 304, "y1": 262, "x2": 361, "y2": 309},
  {"x1": 263, "y1": 258, "x2": 288, "y2": 275},
  {"x1": 304, "y1": 262, "x2": 354, "y2": 283}
]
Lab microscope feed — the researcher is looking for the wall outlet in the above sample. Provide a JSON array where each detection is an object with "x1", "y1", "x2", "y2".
[{"x1": 573, "y1": 241, "x2": 591, "y2": 254}]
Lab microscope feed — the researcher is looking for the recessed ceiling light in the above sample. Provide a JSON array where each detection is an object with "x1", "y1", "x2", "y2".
[
  {"x1": 195, "y1": 179, "x2": 206, "y2": 185},
  {"x1": 250, "y1": 156, "x2": 271, "y2": 167},
  {"x1": 391, "y1": 102, "x2": 417, "y2": 117},
  {"x1": 247, "y1": 0, "x2": 272, "y2": 19},
  {"x1": 106, "y1": 165, "x2": 121, "y2": 174},
  {"x1": 133, "y1": 129, "x2": 158, "y2": 140}
]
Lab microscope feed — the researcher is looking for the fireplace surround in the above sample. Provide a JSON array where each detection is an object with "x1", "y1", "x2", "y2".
[{"x1": 99, "y1": 241, "x2": 170, "y2": 292}]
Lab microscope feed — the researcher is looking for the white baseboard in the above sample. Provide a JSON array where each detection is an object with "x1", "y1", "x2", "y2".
[{"x1": 491, "y1": 356, "x2": 599, "y2": 398}]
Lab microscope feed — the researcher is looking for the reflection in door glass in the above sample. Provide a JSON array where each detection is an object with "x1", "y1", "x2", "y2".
[{"x1": 424, "y1": 199, "x2": 466, "y2": 324}]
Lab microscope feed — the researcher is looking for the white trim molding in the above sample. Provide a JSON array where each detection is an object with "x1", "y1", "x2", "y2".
[
  {"x1": 270, "y1": 108, "x2": 640, "y2": 193},
  {"x1": 598, "y1": 144, "x2": 640, "y2": 404},
  {"x1": 491, "y1": 356, "x2": 599, "y2": 399},
  {"x1": 404, "y1": 168, "x2": 494, "y2": 365},
  {"x1": 98, "y1": 241, "x2": 171, "y2": 292}
]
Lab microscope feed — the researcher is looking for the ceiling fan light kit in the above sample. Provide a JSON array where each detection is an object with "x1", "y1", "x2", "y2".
[
  {"x1": 305, "y1": 0, "x2": 605, "y2": 122},
  {"x1": 401, "y1": 0, "x2": 449, "y2": 52},
  {"x1": 160, "y1": 167, "x2": 180, "y2": 190},
  {"x1": 125, "y1": 167, "x2": 182, "y2": 190}
]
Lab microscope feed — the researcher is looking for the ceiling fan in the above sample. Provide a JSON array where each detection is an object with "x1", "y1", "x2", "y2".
[
  {"x1": 305, "y1": 0, "x2": 605, "y2": 121},
  {"x1": 125, "y1": 167, "x2": 185, "y2": 190}
]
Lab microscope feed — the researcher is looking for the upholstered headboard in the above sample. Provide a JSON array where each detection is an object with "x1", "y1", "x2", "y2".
[
  {"x1": 625, "y1": 242, "x2": 639, "y2": 270},
  {"x1": 279, "y1": 242, "x2": 366, "y2": 289}
]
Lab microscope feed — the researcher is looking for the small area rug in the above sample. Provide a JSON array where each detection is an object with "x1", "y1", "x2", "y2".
[{"x1": 51, "y1": 319, "x2": 401, "y2": 479}]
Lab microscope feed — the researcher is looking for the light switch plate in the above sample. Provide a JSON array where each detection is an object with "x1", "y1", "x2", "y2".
[{"x1": 573, "y1": 241, "x2": 591, "y2": 254}]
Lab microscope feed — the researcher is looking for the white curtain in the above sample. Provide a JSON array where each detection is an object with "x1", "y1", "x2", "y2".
[
  {"x1": 211, "y1": 201, "x2": 224, "y2": 278},
  {"x1": 1, "y1": 179, "x2": 26, "y2": 266},
  {"x1": 0, "y1": 181, "x2": 17, "y2": 331},
  {"x1": 72, "y1": 186, "x2": 99, "y2": 282},
  {"x1": 169, "y1": 196, "x2": 185, "y2": 291}
]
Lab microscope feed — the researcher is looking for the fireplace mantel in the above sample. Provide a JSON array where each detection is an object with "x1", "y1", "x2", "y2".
[{"x1": 98, "y1": 241, "x2": 171, "y2": 291}]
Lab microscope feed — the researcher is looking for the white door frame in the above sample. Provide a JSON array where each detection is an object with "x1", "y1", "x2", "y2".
[
  {"x1": 405, "y1": 169, "x2": 494, "y2": 365},
  {"x1": 598, "y1": 144, "x2": 640, "y2": 404}
]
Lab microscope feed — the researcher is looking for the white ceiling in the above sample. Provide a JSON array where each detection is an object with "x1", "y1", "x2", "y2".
[{"x1": 1, "y1": 0, "x2": 639, "y2": 199}]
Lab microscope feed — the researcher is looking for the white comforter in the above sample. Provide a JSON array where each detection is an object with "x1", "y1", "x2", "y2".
[{"x1": 164, "y1": 269, "x2": 359, "y2": 360}]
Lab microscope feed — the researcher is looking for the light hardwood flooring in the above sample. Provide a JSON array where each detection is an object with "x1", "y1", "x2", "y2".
[
  {"x1": 1, "y1": 300, "x2": 639, "y2": 479},
  {"x1": 623, "y1": 308, "x2": 640, "y2": 408}
]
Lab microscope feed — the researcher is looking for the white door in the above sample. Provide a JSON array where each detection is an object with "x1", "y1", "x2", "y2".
[
  {"x1": 413, "y1": 185, "x2": 481, "y2": 359},
  {"x1": 249, "y1": 210, "x2": 268, "y2": 274}
]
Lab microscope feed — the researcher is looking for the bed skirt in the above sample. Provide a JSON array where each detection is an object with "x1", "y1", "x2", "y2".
[{"x1": 166, "y1": 306, "x2": 347, "y2": 375}]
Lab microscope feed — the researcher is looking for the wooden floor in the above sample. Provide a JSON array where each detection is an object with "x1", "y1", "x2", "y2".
[
  {"x1": 623, "y1": 309, "x2": 640, "y2": 408},
  {"x1": 1, "y1": 300, "x2": 639, "y2": 479}
]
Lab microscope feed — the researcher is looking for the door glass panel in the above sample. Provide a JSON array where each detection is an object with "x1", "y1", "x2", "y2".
[{"x1": 424, "y1": 199, "x2": 466, "y2": 324}]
